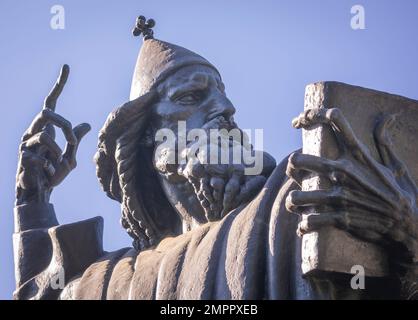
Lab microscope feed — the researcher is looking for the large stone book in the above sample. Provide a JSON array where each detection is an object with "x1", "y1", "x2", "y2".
[{"x1": 301, "y1": 81, "x2": 418, "y2": 277}]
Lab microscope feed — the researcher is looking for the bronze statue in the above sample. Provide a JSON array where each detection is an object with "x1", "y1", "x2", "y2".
[{"x1": 13, "y1": 16, "x2": 418, "y2": 300}]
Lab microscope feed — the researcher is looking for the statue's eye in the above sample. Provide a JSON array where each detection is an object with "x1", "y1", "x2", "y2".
[{"x1": 174, "y1": 91, "x2": 204, "y2": 105}]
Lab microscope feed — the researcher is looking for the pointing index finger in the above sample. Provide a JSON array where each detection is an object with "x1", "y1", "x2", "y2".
[{"x1": 43, "y1": 64, "x2": 70, "y2": 111}]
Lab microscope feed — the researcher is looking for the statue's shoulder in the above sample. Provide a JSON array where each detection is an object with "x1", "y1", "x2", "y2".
[
  {"x1": 60, "y1": 225, "x2": 207, "y2": 299},
  {"x1": 60, "y1": 247, "x2": 134, "y2": 299}
]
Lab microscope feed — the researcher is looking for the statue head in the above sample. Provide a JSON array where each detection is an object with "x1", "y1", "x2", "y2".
[{"x1": 95, "y1": 17, "x2": 274, "y2": 250}]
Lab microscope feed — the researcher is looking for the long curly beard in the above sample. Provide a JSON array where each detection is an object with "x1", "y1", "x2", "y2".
[{"x1": 154, "y1": 115, "x2": 269, "y2": 221}]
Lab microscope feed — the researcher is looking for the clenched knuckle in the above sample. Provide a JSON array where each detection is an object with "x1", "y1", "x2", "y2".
[
  {"x1": 63, "y1": 119, "x2": 72, "y2": 129},
  {"x1": 287, "y1": 152, "x2": 299, "y2": 168},
  {"x1": 327, "y1": 108, "x2": 341, "y2": 121},
  {"x1": 40, "y1": 109, "x2": 49, "y2": 118}
]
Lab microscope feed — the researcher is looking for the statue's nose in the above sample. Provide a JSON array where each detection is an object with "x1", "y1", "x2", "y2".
[{"x1": 210, "y1": 93, "x2": 236, "y2": 119}]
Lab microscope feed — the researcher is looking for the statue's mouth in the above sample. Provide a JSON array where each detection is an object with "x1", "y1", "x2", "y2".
[
  {"x1": 200, "y1": 114, "x2": 248, "y2": 151},
  {"x1": 204, "y1": 114, "x2": 238, "y2": 131}
]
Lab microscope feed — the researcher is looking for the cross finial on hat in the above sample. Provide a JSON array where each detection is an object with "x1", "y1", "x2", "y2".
[{"x1": 132, "y1": 15, "x2": 155, "y2": 40}]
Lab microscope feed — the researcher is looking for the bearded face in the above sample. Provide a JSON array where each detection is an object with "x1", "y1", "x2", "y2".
[{"x1": 148, "y1": 65, "x2": 275, "y2": 229}]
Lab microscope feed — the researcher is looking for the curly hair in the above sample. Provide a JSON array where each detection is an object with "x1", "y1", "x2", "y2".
[
  {"x1": 95, "y1": 93, "x2": 181, "y2": 251},
  {"x1": 115, "y1": 124, "x2": 153, "y2": 249}
]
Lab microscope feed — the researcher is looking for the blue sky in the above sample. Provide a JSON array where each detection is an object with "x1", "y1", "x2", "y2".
[{"x1": 1, "y1": 0, "x2": 417, "y2": 299}]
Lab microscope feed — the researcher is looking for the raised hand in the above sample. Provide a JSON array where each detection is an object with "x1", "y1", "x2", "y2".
[
  {"x1": 15, "y1": 65, "x2": 91, "y2": 205},
  {"x1": 286, "y1": 108, "x2": 418, "y2": 266}
]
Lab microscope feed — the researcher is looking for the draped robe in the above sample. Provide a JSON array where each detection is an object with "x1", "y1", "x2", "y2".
[{"x1": 13, "y1": 156, "x2": 320, "y2": 300}]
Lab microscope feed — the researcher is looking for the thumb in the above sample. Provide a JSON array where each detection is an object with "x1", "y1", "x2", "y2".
[
  {"x1": 73, "y1": 123, "x2": 91, "y2": 142},
  {"x1": 62, "y1": 123, "x2": 91, "y2": 162}
]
